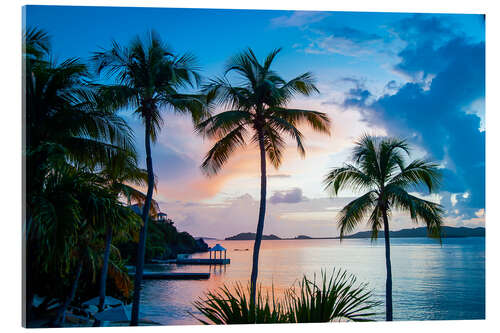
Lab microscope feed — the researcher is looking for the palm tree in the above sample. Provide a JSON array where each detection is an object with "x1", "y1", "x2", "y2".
[
  {"x1": 96, "y1": 152, "x2": 157, "y2": 312},
  {"x1": 92, "y1": 31, "x2": 207, "y2": 325},
  {"x1": 323, "y1": 135, "x2": 444, "y2": 321},
  {"x1": 197, "y1": 48, "x2": 330, "y2": 307},
  {"x1": 23, "y1": 28, "x2": 136, "y2": 321},
  {"x1": 30, "y1": 166, "x2": 131, "y2": 325}
]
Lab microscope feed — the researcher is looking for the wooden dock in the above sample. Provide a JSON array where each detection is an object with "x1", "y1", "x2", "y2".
[
  {"x1": 129, "y1": 272, "x2": 211, "y2": 280},
  {"x1": 175, "y1": 258, "x2": 230, "y2": 265}
]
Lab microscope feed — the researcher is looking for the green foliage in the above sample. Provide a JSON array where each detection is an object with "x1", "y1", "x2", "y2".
[
  {"x1": 24, "y1": 27, "x2": 147, "y2": 317},
  {"x1": 92, "y1": 30, "x2": 209, "y2": 142},
  {"x1": 284, "y1": 269, "x2": 380, "y2": 322},
  {"x1": 323, "y1": 135, "x2": 444, "y2": 240},
  {"x1": 193, "y1": 283, "x2": 288, "y2": 324},
  {"x1": 117, "y1": 219, "x2": 207, "y2": 263},
  {"x1": 192, "y1": 269, "x2": 379, "y2": 324},
  {"x1": 197, "y1": 48, "x2": 330, "y2": 175}
]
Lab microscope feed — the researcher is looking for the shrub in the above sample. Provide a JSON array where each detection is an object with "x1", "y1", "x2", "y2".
[{"x1": 192, "y1": 269, "x2": 380, "y2": 324}]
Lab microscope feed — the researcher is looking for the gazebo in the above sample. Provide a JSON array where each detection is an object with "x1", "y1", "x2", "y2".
[
  {"x1": 209, "y1": 243, "x2": 227, "y2": 260},
  {"x1": 157, "y1": 212, "x2": 167, "y2": 222}
]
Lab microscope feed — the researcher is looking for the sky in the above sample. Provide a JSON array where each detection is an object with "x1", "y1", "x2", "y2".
[{"x1": 25, "y1": 6, "x2": 485, "y2": 238}]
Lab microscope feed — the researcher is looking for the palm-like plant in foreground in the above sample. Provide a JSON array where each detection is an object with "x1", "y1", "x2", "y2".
[
  {"x1": 323, "y1": 135, "x2": 444, "y2": 321},
  {"x1": 197, "y1": 48, "x2": 330, "y2": 306},
  {"x1": 192, "y1": 269, "x2": 379, "y2": 324},
  {"x1": 93, "y1": 31, "x2": 207, "y2": 325}
]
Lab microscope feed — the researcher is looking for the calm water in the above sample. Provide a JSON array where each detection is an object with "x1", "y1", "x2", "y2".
[{"x1": 137, "y1": 237, "x2": 485, "y2": 325}]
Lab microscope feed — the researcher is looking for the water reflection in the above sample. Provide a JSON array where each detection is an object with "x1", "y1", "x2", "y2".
[{"x1": 138, "y1": 237, "x2": 484, "y2": 324}]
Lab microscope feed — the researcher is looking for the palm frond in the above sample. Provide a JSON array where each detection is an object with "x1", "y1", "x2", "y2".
[
  {"x1": 388, "y1": 159, "x2": 442, "y2": 193},
  {"x1": 279, "y1": 72, "x2": 320, "y2": 104},
  {"x1": 385, "y1": 185, "x2": 444, "y2": 238},
  {"x1": 23, "y1": 27, "x2": 50, "y2": 58},
  {"x1": 266, "y1": 116, "x2": 305, "y2": 157},
  {"x1": 323, "y1": 163, "x2": 374, "y2": 196},
  {"x1": 196, "y1": 110, "x2": 252, "y2": 139},
  {"x1": 261, "y1": 125, "x2": 286, "y2": 168},
  {"x1": 201, "y1": 125, "x2": 248, "y2": 176},
  {"x1": 285, "y1": 269, "x2": 381, "y2": 322},
  {"x1": 269, "y1": 108, "x2": 331, "y2": 135},
  {"x1": 337, "y1": 191, "x2": 377, "y2": 239}
]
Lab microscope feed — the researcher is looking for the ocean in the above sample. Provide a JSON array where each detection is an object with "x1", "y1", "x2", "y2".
[{"x1": 137, "y1": 237, "x2": 485, "y2": 325}]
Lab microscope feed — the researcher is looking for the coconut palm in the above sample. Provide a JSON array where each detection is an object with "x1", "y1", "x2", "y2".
[
  {"x1": 29, "y1": 165, "x2": 135, "y2": 325},
  {"x1": 24, "y1": 28, "x2": 137, "y2": 320},
  {"x1": 24, "y1": 31, "x2": 136, "y2": 235},
  {"x1": 197, "y1": 48, "x2": 330, "y2": 307},
  {"x1": 96, "y1": 152, "x2": 158, "y2": 312},
  {"x1": 92, "y1": 31, "x2": 207, "y2": 325},
  {"x1": 323, "y1": 135, "x2": 444, "y2": 321}
]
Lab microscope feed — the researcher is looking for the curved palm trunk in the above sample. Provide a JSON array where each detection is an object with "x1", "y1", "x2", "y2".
[
  {"x1": 250, "y1": 131, "x2": 267, "y2": 308},
  {"x1": 382, "y1": 209, "x2": 393, "y2": 321},
  {"x1": 98, "y1": 225, "x2": 113, "y2": 311},
  {"x1": 130, "y1": 116, "x2": 155, "y2": 326},
  {"x1": 55, "y1": 260, "x2": 83, "y2": 326}
]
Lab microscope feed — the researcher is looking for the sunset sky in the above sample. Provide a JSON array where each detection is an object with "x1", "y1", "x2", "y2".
[{"x1": 25, "y1": 6, "x2": 485, "y2": 238}]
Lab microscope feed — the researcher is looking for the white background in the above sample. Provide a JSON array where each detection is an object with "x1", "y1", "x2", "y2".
[{"x1": 1, "y1": 1, "x2": 498, "y2": 332}]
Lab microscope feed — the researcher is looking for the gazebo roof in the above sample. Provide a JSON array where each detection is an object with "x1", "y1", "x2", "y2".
[{"x1": 209, "y1": 243, "x2": 226, "y2": 252}]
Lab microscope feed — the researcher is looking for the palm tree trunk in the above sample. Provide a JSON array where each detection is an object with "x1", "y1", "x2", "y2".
[
  {"x1": 55, "y1": 260, "x2": 83, "y2": 326},
  {"x1": 131, "y1": 116, "x2": 155, "y2": 326},
  {"x1": 250, "y1": 130, "x2": 267, "y2": 309},
  {"x1": 24, "y1": 213, "x2": 33, "y2": 325},
  {"x1": 382, "y1": 209, "x2": 393, "y2": 321},
  {"x1": 98, "y1": 225, "x2": 113, "y2": 311}
]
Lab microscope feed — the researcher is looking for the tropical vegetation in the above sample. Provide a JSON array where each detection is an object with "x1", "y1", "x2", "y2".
[
  {"x1": 323, "y1": 135, "x2": 444, "y2": 321},
  {"x1": 23, "y1": 27, "x2": 207, "y2": 327},
  {"x1": 24, "y1": 24, "x2": 444, "y2": 328},
  {"x1": 92, "y1": 31, "x2": 209, "y2": 325},
  {"x1": 192, "y1": 269, "x2": 380, "y2": 324},
  {"x1": 24, "y1": 26, "x2": 145, "y2": 326},
  {"x1": 196, "y1": 48, "x2": 330, "y2": 305}
]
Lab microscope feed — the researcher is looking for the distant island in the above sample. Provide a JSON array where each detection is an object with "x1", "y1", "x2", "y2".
[
  {"x1": 224, "y1": 226, "x2": 484, "y2": 241},
  {"x1": 335, "y1": 226, "x2": 485, "y2": 239},
  {"x1": 294, "y1": 235, "x2": 313, "y2": 239},
  {"x1": 225, "y1": 232, "x2": 281, "y2": 240}
]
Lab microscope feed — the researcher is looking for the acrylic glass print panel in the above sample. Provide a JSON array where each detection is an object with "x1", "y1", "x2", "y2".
[{"x1": 23, "y1": 5, "x2": 485, "y2": 328}]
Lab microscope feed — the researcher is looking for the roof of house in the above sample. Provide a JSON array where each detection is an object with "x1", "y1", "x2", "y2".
[{"x1": 209, "y1": 243, "x2": 226, "y2": 252}]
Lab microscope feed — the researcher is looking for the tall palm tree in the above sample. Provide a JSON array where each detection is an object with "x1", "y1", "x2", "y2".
[
  {"x1": 197, "y1": 48, "x2": 330, "y2": 307},
  {"x1": 96, "y1": 152, "x2": 157, "y2": 312},
  {"x1": 323, "y1": 135, "x2": 444, "y2": 321},
  {"x1": 23, "y1": 27, "x2": 136, "y2": 321},
  {"x1": 92, "y1": 31, "x2": 207, "y2": 325}
]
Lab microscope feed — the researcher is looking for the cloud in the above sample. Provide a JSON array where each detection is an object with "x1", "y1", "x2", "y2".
[
  {"x1": 270, "y1": 188, "x2": 307, "y2": 204},
  {"x1": 316, "y1": 26, "x2": 383, "y2": 43},
  {"x1": 268, "y1": 174, "x2": 292, "y2": 178},
  {"x1": 164, "y1": 195, "x2": 351, "y2": 239},
  {"x1": 271, "y1": 11, "x2": 329, "y2": 28},
  {"x1": 162, "y1": 191, "x2": 480, "y2": 239},
  {"x1": 297, "y1": 21, "x2": 398, "y2": 57},
  {"x1": 304, "y1": 35, "x2": 380, "y2": 57},
  {"x1": 393, "y1": 16, "x2": 470, "y2": 82},
  {"x1": 340, "y1": 78, "x2": 372, "y2": 108},
  {"x1": 335, "y1": 15, "x2": 485, "y2": 218}
]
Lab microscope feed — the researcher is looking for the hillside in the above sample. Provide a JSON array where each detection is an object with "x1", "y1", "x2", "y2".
[
  {"x1": 225, "y1": 232, "x2": 281, "y2": 240},
  {"x1": 335, "y1": 226, "x2": 485, "y2": 239},
  {"x1": 118, "y1": 219, "x2": 209, "y2": 263}
]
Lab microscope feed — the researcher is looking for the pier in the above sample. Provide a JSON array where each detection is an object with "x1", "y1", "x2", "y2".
[
  {"x1": 129, "y1": 272, "x2": 211, "y2": 280},
  {"x1": 175, "y1": 258, "x2": 230, "y2": 265}
]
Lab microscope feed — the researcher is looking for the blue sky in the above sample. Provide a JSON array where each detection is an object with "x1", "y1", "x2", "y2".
[{"x1": 25, "y1": 6, "x2": 485, "y2": 238}]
